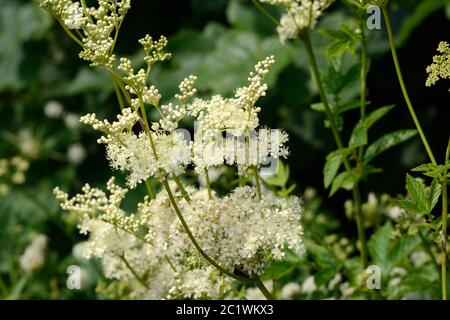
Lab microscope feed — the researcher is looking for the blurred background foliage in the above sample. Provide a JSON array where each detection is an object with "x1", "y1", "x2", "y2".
[{"x1": 0, "y1": 0, "x2": 449, "y2": 299}]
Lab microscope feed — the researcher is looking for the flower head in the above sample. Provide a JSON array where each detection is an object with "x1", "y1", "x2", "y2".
[
  {"x1": 259, "y1": 0, "x2": 335, "y2": 42},
  {"x1": 426, "y1": 41, "x2": 450, "y2": 89}
]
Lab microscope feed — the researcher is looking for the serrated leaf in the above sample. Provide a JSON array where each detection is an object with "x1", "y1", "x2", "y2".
[
  {"x1": 323, "y1": 150, "x2": 343, "y2": 188},
  {"x1": 349, "y1": 105, "x2": 395, "y2": 148},
  {"x1": 427, "y1": 179, "x2": 442, "y2": 213},
  {"x1": 364, "y1": 129, "x2": 417, "y2": 162},
  {"x1": 349, "y1": 121, "x2": 367, "y2": 148},
  {"x1": 368, "y1": 222, "x2": 393, "y2": 273},
  {"x1": 387, "y1": 235, "x2": 420, "y2": 273},
  {"x1": 406, "y1": 174, "x2": 428, "y2": 213},
  {"x1": 307, "y1": 242, "x2": 339, "y2": 270},
  {"x1": 398, "y1": 199, "x2": 423, "y2": 215},
  {"x1": 412, "y1": 163, "x2": 446, "y2": 179},
  {"x1": 320, "y1": 24, "x2": 357, "y2": 58},
  {"x1": 330, "y1": 171, "x2": 355, "y2": 196}
]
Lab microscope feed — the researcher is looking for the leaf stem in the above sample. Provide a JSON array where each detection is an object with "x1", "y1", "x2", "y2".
[
  {"x1": 118, "y1": 254, "x2": 149, "y2": 289},
  {"x1": 254, "y1": 277, "x2": 274, "y2": 300},
  {"x1": 251, "y1": 0, "x2": 279, "y2": 26},
  {"x1": 357, "y1": 17, "x2": 368, "y2": 164},
  {"x1": 173, "y1": 175, "x2": 192, "y2": 204},
  {"x1": 302, "y1": 31, "x2": 368, "y2": 268},
  {"x1": 204, "y1": 168, "x2": 213, "y2": 200},
  {"x1": 252, "y1": 166, "x2": 263, "y2": 201},
  {"x1": 382, "y1": 7, "x2": 437, "y2": 166}
]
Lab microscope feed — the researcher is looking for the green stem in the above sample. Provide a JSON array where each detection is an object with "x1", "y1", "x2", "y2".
[
  {"x1": 252, "y1": 166, "x2": 262, "y2": 201},
  {"x1": 144, "y1": 179, "x2": 155, "y2": 199},
  {"x1": 162, "y1": 179, "x2": 252, "y2": 284},
  {"x1": 418, "y1": 229, "x2": 440, "y2": 274},
  {"x1": 204, "y1": 168, "x2": 213, "y2": 200},
  {"x1": 382, "y1": 7, "x2": 437, "y2": 166},
  {"x1": 54, "y1": 17, "x2": 84, "y2": 48},
  {"x1": 251, "y1": 0, "x2": 279, "y2": 26},
  {"x1": 357, "y1": 17, "x2": 368, "y2": 164},
  {"x1": 302, "y1": 31, "x2": 368, "y2": 268},
  {"x1": 118, "y1": 255, "x2": 149, "y2": 289},
  {"x1": 254, "y1": 277, "x2": 274, "y2": 300},
  {"x1": 352, "y1": 187, "x2": 368, "y2": 267},
  {"x1": 111, "y1": 75, "x2": 125, "y2": 110},
  {"x1": 173, "y1": 175, "x2": 192, "y2": 204},
  {"x1": 441, "y1": 139, "x2": 449, "y2": 300}
]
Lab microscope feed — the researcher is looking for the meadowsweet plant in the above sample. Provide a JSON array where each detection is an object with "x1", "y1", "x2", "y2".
[
  {"x1": 39, "y1": 0, "x2": 304, "y2": 299},
  {"x1": 254, "y1": 0, "x2": 449, "y2": 300}
]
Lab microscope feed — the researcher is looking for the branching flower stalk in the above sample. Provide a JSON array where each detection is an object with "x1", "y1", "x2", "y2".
[{"x1": 40, "y1": 0, "x2": 301, "y2": 300}]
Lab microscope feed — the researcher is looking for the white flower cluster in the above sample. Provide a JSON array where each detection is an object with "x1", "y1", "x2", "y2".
[
  {"x1": 193, "y1": 128, "x2": 289, "y2": 174},
  {"x1": 259, "y1": 0, "x2": 335, "y2": 42},
  {"x1": 188, "y1": 56, "x2": 289, "y2": 173},
  {"x1": 54, "y1": 179, "x2": 235, "y2": 299},
  {"x1": 80, "y1": 108, "x2": 191, "y2": 187},
  {"x1": 426, "y1": 41, "x2": 450, "y2": 89},
  {"x1": 54, "y1": 178, "x2": 303, "y2": 297},
  {"x1": 19, "y1": 234, "x2": 48, "y2": 273},
  {"x1": 189, "y1": 56, "x2": 275, "y2": 135},
  {"x1": 40, "y1": 0, "x2": 131, "y2": 67},
  {"x1": 106, "y1": 131, "x2": 191, "y2": 187},
  {"x1": 0, "y1": 156, "x2": 29, "y2": 197},
  {"x1": 47, "y1": 0, "x2": 304, "y2": 300}
]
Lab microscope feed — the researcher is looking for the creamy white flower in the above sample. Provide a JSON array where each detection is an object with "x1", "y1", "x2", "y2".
[
  {"x1": 44, "y1": 100, "x2": 64, "y2": 118},
  {"x1": 19, "y1": 234, "x2": 47, "y2": 273},
  {"x1": 386, "y1": 206, "x2": 404, "y2": 220},
  {"x1": 410, "y1": 251, "x2": 429, "y2": 267},
  {"x1": 280, "y1": 282, "x2": 301, "y2": 299},
  {"x1": 260, "y1": 1, "x2": 335, "y2": 42},
  {"x1": 106, "y1": 131, "x2": 191, "y2": 187},
  {"x1": 328, "y1": 273, "x2": 342, "y2": 290},
  {"x1": 64, "y1": 1, "x2": 83, "y2": 30},
  {"x1": 64, "y1": 113, "x2": 81, "y2": 130},
  {"x1": 426, "y1": 41, "x2": 450, "y2": 89},
  {"x1": 302, "y1": 276, "x2": 317, "y2": 294},
  {"x1": 67, "y1": 143, "x2": 87, "y2": 165}
]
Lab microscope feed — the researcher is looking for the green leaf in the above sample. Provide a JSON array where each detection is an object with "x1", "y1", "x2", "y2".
[
  {"x1": 320, "y1": 24, "x2": 358, "y2": 58},
  {"x1": 349, "y1": 105, "x2": 395, "y2": 148},
  {"x1": 427, "y1": 179, "x2": 442, "y2": 213},
  {"x1": 330, "y1": 170, "x2": 356, "y2": 196},
  {"x1": 364, "y1": 130, "x2": 418, "y2": 162},
  {"x1": 406, "y1": 174, "x2": 428, "y2": 213},
  {"x1": 412, "y1": 163, "x2": 447, "y2": 179},
  {"x1": 307, "y1": 242, "x2": 339, "y2": 270},
  {"x1": 387, "y1": 235, "x2": 420, "y2": 273},
  {"x1": 368, "y1": 222, "x2": 392, "y2": 273},
  {"x1": 398, "y1": 199, "x2": 423, "y2": 215},
  {"x1": 323, "y1": 150, "x2": 343, "y2": 188},
  {"x1": 310, "y1": 102, "x2": 325, "y2": 112},
  {"x1": 263, "y1": 161, "x2": 289, "y2": 188}
]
